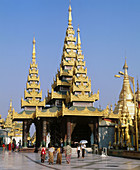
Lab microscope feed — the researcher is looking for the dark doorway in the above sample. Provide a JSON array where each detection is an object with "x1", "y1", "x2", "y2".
[{"x1": 71, "y1": 123, "x2": 91, "y2": 147}]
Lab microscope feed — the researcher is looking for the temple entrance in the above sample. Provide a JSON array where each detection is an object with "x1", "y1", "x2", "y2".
[
  {"x1": 71, "y1": 123, "x2": 91, "y2": 147},
  {"x1": 50, "y1": 120, "x2": 62, "y2": 146}
]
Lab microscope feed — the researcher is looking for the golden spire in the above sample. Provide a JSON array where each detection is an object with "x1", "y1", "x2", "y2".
[
  {"x1": 21, "y1": 37, "x2": 45, "y2": 109},
  {"x1": 136, "y1": 79, "x2": 140, "y2": 101},
  {"x1": 77, "y1": 25, "x2": 81, "y2": 50},
  {"x1": 123, "y1": 58, "x2": 128, "y2": 78},
  {"x1": 10, "y1": 99, "x2": 12, "y2": 110},
  {"x1": 119, "y1": 58, "x2": 133, "y2": 101},
  {"x1": 32, "y1": 36, "x2": 36, "y2": 63},
  {"x1": 68, "y1": 4, "x2": 72, "y2": 26},
  {"x1": 137, "y1": 79, "x2": 139, "y2": 92}
]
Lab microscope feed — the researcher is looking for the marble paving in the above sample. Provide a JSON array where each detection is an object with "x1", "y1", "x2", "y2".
[{"x1": 0, "y1": 150, "x2": 140, "y2": 170}]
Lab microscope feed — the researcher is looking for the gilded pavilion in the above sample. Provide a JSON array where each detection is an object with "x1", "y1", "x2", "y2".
[
  {"x1": 4, "y1": 100, "x2": 23, "y2": 143},
  {"x1": 0, "y1": 115, "x2": 4, "y2": 129},
  {"x1": 0, "y1": 100, "x2": 22, "y2": 146},
  {"x1": 12, "y1": 4, "x2": 139, "y2": 150}
]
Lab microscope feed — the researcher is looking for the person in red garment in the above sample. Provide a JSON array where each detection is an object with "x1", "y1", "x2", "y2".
[
  {"x1": 41, "y1": 144, "x2": 46, "y2": 163},
  {"x1": 2, "y1": 143, "x2": 5, "y2": 152},
  {"x1": 8, "y1": 142, "x2": 12, "y2": 152}
]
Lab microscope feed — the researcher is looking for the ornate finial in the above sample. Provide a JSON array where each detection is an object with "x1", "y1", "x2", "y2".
[
  {"x1": 32, "y1": 36, "x2": 36, "y2": 61},
  {"x1": 68, "y1": 4, "x2": 72, "y2": 26},
  {"x1": 77, "y1": 25, "x2": 81, "y2": 50},
  {"x1": 110, "y1": 104, "x2": 113, "y2": 111},
  {"x1": 137, "y1": 79, "x2": 139, "y2": 91},
  {"x1": 136, "y1": 79, "x2": 140, "y2": 102},
  {"x1": 10, "y1": 99, "x2": 12, "y2": 109},
  {"x1": 123, "y1": 57, "x2": 128, "y2": 70}
]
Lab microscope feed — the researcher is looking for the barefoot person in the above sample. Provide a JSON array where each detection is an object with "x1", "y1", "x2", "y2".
[
  {"x1": 48, "y1": 145, "x2": 55, "y2": 165},
  {"x1": 77, "y1": 144, "x2": 80, "y2": 158},
  {"x1": 81, "y1": 144, "x2": 86, "y2": 158},
  {"x1": 56, "y1": 146, "x2": 62, "y2": 164},
  {"x1": 65, "y1": 144, "x2": 72, "y2": 164},
  {"x1": 2, "y1": 143, "x2": 5, "y2": 152},
  {"x1": 41, "y1": 144, "x2": 46, "y2": 163}
]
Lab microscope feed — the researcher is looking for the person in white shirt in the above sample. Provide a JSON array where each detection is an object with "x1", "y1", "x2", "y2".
[
  {"x1": 77, "y1": 144, "x2": 81, "y2": 158},
  {"x1": 81, "y1": 144, "x2": 86, "y2": 158}
]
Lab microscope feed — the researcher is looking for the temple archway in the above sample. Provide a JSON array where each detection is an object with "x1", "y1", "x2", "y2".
[{"x1": 71, "y1": 123, "x2": 91, "y2": 147}]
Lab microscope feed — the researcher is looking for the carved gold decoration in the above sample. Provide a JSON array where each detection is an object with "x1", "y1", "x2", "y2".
[
  {"x1": 69, "y1": 89, "x2": 99, "y2": 102},
  {"x1": 64, "y1": 43, "x2": 77, "y2": 50},
  {"x1": 28, "y1": 75, "x2": 40, "y2": 82},
  {"x1": 65, "y1": 36, "x2": 76, "y2": 42},
  {"x1": 22, "y1": 37, "x2": 45, "y2": 108},
  {"x1": 75, "y1": 66, "x2": 87, "y2": 74},
  {"x1": 63, "y1": 50, "x2": 76, "y2": 58},
  {"x1": 30, "y1": 63, "x2": 37, "y2": 68},
  {"x1": 76, "y1": 60, "x2": 85, "y2": 67},
  {"x1": 52, "y1": 74, "x2": 72, "y2": 89},
  {"x1": 72, "y1": 81, "x2": 91, "y2": 92},
  {"x1": 13, "y1": 109, "x2": 35, "y2": 120},
  {"x1": 35, "y1": 106, "x2": 60, "y2": 118},
  {"x1": 74, "y1": 74, "x2": 88, "y2": 82},
  {"x1": 60, "y1": 66, "x2": 73, "y2": 76},
  {"x1": 26, "y1": 82, "x2": 40, "y2": 89},
  {"x1": 61, "y1": 103, "x2": 104, "y2": 117},
  {"x1": 24, "y1": 89, "x2": 42, "y2": 99},
  {"x1": 29, "y1": 69, "x2": 38, "y2": 75},
  {"x1": 63, "y1": 58, "x2": 75, "y2": 66},
  {"x1": 21, "y1": 97, "x2": 45, "y2": 107}
]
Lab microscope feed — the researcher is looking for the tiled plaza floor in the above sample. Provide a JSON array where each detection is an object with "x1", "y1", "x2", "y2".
[{"x1": 0, "y1": 150, "x2": 140, "y2": 170}]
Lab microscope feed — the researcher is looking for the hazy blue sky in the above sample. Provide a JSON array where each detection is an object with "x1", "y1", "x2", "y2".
[{"x1": 0, "y1": 0, "x2": 140, "y2": 119}]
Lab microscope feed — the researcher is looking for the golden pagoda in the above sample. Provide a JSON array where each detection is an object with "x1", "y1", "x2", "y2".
[
  {"x1": 47, "y1": 5, "x2": 77, "y2": 105},
  {"x1": 0, "y1": 114, "x2": 4, "y2": 129},
  {"x1": 66, "y1": 26, "x2": 99, "y2": 106},
  {"x1": 47, "y1": 5, "x2": 99, "y2": 109},
  {"x1": 44, "y1": 4, "x2": 112, "y2": 147},
  {"x1": 114, "y1": 59, "x2": 139, "y2": 149},
  {"x1": 114, "y1": 60, "x2": 135, "y2": 118},
  {"x1": 135, "y1": 80, "x2": 140, "y2": 145},
  {"x1": 13, "y1": 37, "x2": 46, "y2": 148},
  {"x1": 4, "y1": 100, "x2": 22, "y2": 143},
  {"x1": 12, "y1": 4, "x2": 120, "y2": 150},
  {"x1": 21, "y1": 37, "x2": 45, "y2": 110}
]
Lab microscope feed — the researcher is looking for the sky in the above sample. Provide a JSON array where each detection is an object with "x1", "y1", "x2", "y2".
[{"x1": 0, "y1": 0, "x2": 140, "y2": 120}]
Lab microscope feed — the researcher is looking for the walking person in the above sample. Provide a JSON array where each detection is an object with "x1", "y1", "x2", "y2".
[
  {"x1": 77, "y1": 144, "x2": 80, "y2": 158},
  {"x1": 48, "y1": 145, "x2": 55, "y2": 165},
  {"x1": 56, "y1": 146, "x2": 62, "y2": 164},
  {"x1": 12, "y1": 142, "x2": 15, "y2": 152},
  {"x1": 19, "y1": 141, "x2": 21, "y2": 151},
  {"x1": 65, "y1": 144, "x2": 72, "y2": 164},
  {"x1": 2, "y1": 143, "x2": 5, "y2": 152},
  {"x1": 41, "y1": 144, "x2": 46, "y2": 163},
  {"x1": 8, "y1": 142, "x2": 12, "y2": 152},
  {"x1": 81, "y1": 144, "x2": 86, "y2": 158}
]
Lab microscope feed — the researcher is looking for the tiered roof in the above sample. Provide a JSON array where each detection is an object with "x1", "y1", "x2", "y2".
[
  {"x1": 4, "y1": 99, "x2": 13, "y2": 129},
  {"x1": 4, "y1": 100, "x2": 22, "y2": 137},
  {"x1": 46, "y1": 5, "x2": 99, "y2": 107},
  {"x1": 46, "y1": 5, "x2": 77, "y2": 105},
  {"x1": 21, "y1": 37, "x2": 45, "y2": 109},
  {"x1": 13, "y1": 4, "x2": 116, "y2": 120},
  {"x1": 66, "y1": 27, "x2": 99, "y2": 106},
  {"x1": 0, "y1": 114, "x2": 4, "y2": 129}
]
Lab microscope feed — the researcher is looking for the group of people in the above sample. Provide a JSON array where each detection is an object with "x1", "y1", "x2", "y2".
[
  {"x1": 2, "y1": 141, "x2": 21, "y2": 152},
  {"x1": 41, "y1": 144, "x2": 72, "y2": 164},
  {"x1": 77, "y1": 143, "x2": 86, "y2": 158},
  {"x1": 41, "y1": 143, "x2": 86, "y2": 165}
]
